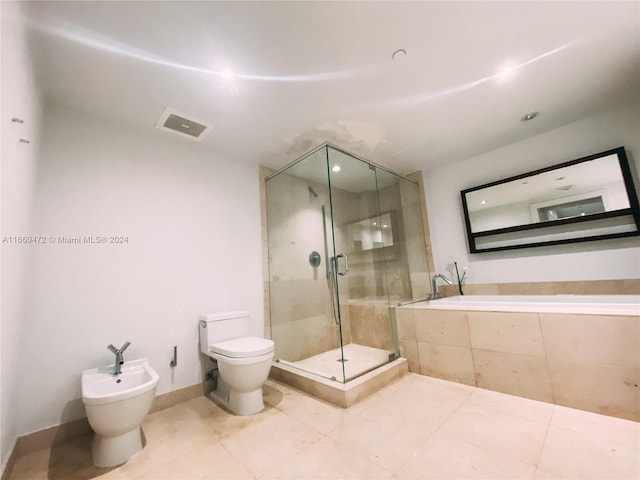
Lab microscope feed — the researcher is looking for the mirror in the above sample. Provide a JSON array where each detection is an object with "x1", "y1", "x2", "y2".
[
  {"x1": 347, "y1": 211, "x2": 395, "y2": 252},
  {"x1": 461, "y1": 147, "x2": 640, "y2": 253}
]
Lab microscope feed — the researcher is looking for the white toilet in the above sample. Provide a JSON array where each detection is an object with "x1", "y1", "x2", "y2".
[{"x1": 199, "y1": 311, "x2": 274, "y2": 416}]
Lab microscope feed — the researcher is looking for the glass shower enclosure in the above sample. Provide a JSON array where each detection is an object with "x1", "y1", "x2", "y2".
[{"x1": 265, "y1": 144, "x2": 430, "y2": 383}]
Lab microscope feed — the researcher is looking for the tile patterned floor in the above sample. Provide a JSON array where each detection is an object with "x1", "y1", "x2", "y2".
[{"x1": 7, "y1": 373, "x2": 639, "y2": 479}]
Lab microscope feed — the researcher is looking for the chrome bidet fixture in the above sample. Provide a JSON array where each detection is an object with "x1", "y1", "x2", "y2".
[
  {"x1": 429, "y1": 274, "x2": 453, "y2": 300},
  {"x1": 107, "y1": 341, "x2": 131, "y2": 375}
]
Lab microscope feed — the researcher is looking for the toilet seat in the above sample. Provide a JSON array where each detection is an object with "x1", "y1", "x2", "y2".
[
  {"x1": 210, "y1": 336, "x2": 274, "y2": 358},
  {"x1": 210, "y1": 350, "x2": 273, "y2": 366}
]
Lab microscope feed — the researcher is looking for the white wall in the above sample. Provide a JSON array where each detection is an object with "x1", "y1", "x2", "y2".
[
  {"x1": 0, "y1": 1, "x2": 42, "y2": 469},
  {"x1": 15, "y1": 104, "x2": 264, "y2": 436},
  {"x1": 425, "y1": 102, "x2": 640, "y2": 283}
]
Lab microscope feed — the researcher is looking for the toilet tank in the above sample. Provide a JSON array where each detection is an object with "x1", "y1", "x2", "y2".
[{"x1": 199, "y1": 311, "x2": 251, "y2": 355}]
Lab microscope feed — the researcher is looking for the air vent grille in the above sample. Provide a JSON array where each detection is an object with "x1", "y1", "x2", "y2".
[{"x1": 155, "y1": 107, "x2": 213, "y2": 141}]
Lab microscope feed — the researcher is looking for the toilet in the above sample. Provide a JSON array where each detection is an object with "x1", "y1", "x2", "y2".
[{"x1": 199, "y1": 311, "x2": 274, "y2": 416}]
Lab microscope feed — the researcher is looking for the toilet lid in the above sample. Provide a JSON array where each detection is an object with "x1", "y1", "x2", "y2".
[{"x1": 210, "y1": 336, "x2": 274, "y2": 358}]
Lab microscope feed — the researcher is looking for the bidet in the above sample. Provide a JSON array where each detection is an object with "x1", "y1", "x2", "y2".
[{"x1": 81, "y1": 357, "x2": 159, "y2": 467}]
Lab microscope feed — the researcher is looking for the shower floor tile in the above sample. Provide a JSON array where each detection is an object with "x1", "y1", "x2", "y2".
[{"x1": 281, "y1": 343, "x2": 392, "y2": 381}]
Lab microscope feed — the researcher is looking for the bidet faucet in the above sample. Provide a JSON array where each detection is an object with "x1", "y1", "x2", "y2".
[
  {"x1": 429, "y1": 274, "x2": 453, "y2": 300},
  {"x1": 107, "y1": 341, "x2": 131, "y2": 376}
]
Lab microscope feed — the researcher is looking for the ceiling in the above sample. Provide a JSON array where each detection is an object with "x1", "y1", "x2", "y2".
[{"x1": 22, "y1": 1, "x2": 640, "y2": 174}]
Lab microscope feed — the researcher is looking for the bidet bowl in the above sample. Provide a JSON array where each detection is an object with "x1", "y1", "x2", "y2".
[
  {"x1": 82, "y1": 357, "x2": 159, "y2": 405},
  {"x1": 81, "y1": 357, "x2": 159, "y2": 467}
]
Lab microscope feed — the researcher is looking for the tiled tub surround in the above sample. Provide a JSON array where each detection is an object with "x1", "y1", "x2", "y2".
[{"x1": 396, "y1": 295, "x2": 640, "y2": 421}]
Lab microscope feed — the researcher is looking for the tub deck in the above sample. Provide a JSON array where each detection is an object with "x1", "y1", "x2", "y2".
[{"x1": 407, "y1": 294, "x2": 640, "y2": 315}]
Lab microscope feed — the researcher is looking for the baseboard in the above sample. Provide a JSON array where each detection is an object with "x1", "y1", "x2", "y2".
[
  {"x1": 13, "y1": 416, "x2": 93, "y2": 461},
  {"x1": 1, "y1": 438, "x2": 18, "y2": 480},
  {"x1": 149, "y1": 383, "x2": 204, "y2": 414},
  {"x1": 1, "y1": 382, "x2": 203, "y2": 479}
]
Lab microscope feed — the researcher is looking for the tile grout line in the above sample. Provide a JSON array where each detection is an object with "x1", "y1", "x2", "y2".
[
  {"x1": 389, "y1": 426, "x2": 438, "y2": 478},
  {"x1": 530, "y1": 405, "x2": 556, "y2": 477},
  {"x1": 217, "y1": 437, "x2": 260, "y2": 480},
  {"x1": 537, "y1": 312, "x2": 557, "y2": 405},
  {"x1": 432, "y1": 382, "x2": 475, "y2": 433},
  {"x1": 373, "y1": 378, "x2": 476, "y2": 475},
  {"x1": 434, "y1": 386, "x2": 552, "y2": 470}
]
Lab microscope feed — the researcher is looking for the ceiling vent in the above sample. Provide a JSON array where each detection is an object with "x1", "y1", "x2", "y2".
[{"x1": 155, "y1": 107, "x2": 213, "y2": 141}]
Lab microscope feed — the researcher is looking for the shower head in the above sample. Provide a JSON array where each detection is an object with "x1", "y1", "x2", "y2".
[{"x1": 308, "y1": 186, "x2": 318, "y2": 198}]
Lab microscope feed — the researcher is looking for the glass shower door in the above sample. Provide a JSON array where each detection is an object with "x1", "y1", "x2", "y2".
[
  {"x1": 266, "y1": 147, "x2": 348, "y2": 382},
  {"x1": 326, "y1": 146, "x2": 397, "y2": 380}
]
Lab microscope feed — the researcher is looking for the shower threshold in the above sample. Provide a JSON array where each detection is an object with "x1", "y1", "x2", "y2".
[{"x1": 270, "y1": 348, "x2": 407, "y2": 408}]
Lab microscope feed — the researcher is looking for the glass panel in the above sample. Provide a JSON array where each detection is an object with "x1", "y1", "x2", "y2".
[
  {"x1": 266, "y1": 146, "x2": 346, "y2": 382},
  {"x1": 327, "y1": 146, "x2": 395, "y2": 380},
  {"x1": 374, "y1": 169, "x2": 431, "y2": 304},
  {"x1": 266, "y1": 144, "x2": 431, "y2": 384}
]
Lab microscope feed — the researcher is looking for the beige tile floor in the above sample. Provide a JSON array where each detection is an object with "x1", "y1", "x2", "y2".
[{"x1": 7, "y1": 373, "x2": 639, "y2": 480}]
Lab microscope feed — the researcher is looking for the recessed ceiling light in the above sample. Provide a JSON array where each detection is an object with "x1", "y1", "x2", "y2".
[
  {"x1": 521, "y1": 112, "x2": 540, "y2": 122},
  {"x1": 498, "y1": 66, "x2": 515, "y2": 79},
  {"x1": 392, "y1": 49, "x2": 407, "y2": 62},
  {"x1": 480, "y1": 200, "x2": 487, "y2": 205},
  {"x1": 332, "y1": 165, "x2": 341, "y2": 172}
]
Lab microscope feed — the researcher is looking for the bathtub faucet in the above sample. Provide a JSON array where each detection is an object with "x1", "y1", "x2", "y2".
[
  {"x1": 107, "y1": 341, "x2": 131, "y2": 375},
  {"x1": 429, "y1": 274, "x2": 453, "y2": 300}
]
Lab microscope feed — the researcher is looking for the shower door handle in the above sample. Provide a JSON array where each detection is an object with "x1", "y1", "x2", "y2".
[{"x1": 336, "y1": 253, "x2": 349, "y2": 276}]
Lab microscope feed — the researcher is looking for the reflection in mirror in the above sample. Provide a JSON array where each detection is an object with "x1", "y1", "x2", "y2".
[
  {"x1": 465, "y1": 153, "x2": 630, "y2": 232},
  {"x1": 461, "y1": 147, "x2": 640, "y2": 253},
  {"x1": 347, "y1": 212, "x2": 395, "y2": 251}
]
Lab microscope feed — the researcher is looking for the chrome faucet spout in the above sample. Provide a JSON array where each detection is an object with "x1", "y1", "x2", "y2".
[
  {"x1": 107, "y1": 342, "x2": 131, "y2": 376},
  {"x1": 430, "y1": 274, "x2": 453, "y2": 300}
]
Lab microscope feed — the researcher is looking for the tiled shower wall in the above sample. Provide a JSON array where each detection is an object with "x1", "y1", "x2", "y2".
[{"x1": 395, "y1": 306, "x2": 640, "y2": 421}]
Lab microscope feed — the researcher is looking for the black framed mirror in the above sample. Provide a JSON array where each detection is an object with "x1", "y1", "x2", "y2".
[{"x1": 461, "y1": 147, "x2": 640, "y2": 253}]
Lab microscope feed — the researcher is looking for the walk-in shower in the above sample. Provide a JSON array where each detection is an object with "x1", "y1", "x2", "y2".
[{"x1": 265, "y1": 144, "x2": 431, "y2": 384}]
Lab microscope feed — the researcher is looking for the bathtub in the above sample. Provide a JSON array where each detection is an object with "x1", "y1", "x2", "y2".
[
  {"x1": 398, "y1": 294, "x2": 640, "y2": 421},
  {"x1": 413, "y1": 294, "x2": 640, "y2": 316}
]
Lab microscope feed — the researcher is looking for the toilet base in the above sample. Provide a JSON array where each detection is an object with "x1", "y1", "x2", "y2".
[
  {"x1": 91, "y1": 427, "x2": 143, "y2": 468},
  {"x1": 210, "y1": 378, "x2": 264, "y2": 416}
]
